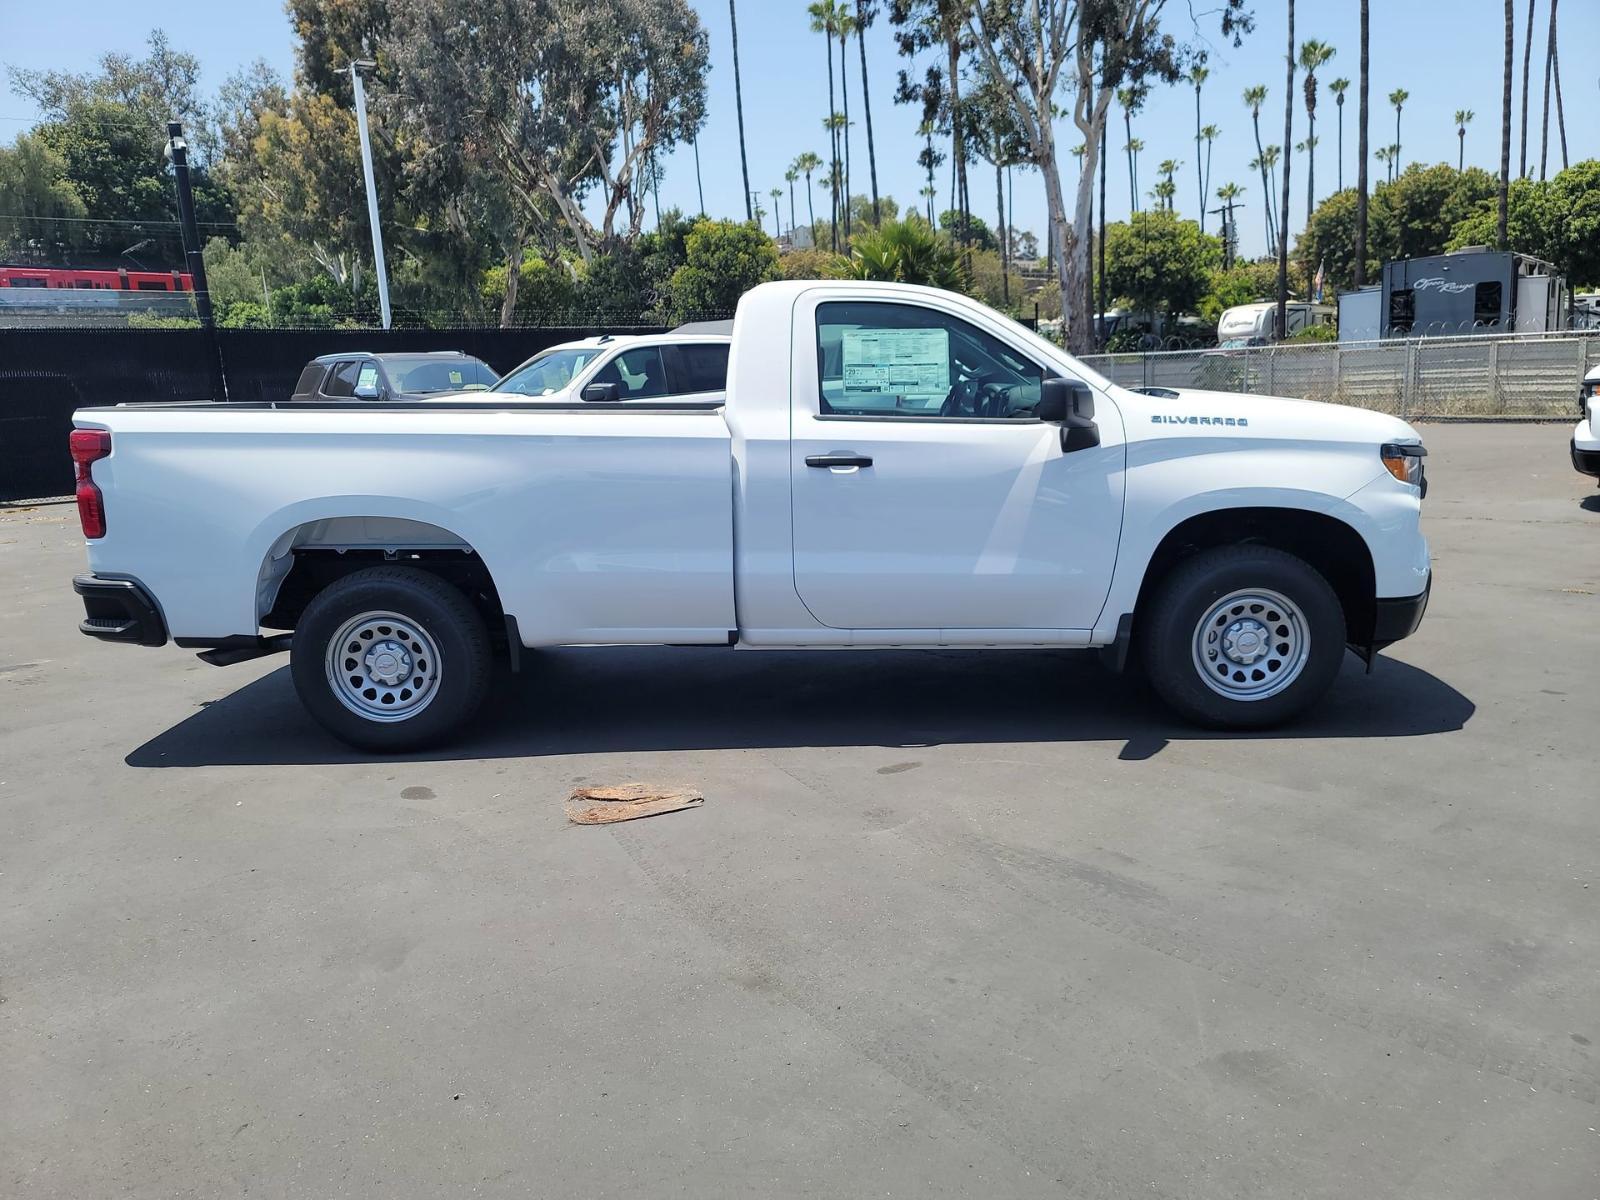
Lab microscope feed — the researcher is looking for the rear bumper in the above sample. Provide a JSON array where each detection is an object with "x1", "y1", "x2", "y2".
[
  {"x1": 1573, "y1": 440, "x2": 1600, "y2": 479},
  {"x1": 73, "y1": 575, "x2": 168, "y2": 647},
  {"x1": 1371, "y1": 574, "x2": 1431, "y2": 650}
]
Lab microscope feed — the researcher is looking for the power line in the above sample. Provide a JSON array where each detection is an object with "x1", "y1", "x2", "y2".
[
  {"x1": 0, "y1": 112, "x2": 172, "y2": 132},
  {"x1": 0, "y1": 212, "x2": 238, "y2": 229}
]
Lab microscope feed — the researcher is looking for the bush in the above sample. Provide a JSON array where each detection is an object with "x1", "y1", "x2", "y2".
[
  {"x1": 667, "y1": 219, "x2": 781, "y2": 321},
  {"x1": 1287, "y1": 323, "x2": 1338, "y2": 343},
  {"x1": 831, "y1": 216, "x2": 967, "y2": 292}
]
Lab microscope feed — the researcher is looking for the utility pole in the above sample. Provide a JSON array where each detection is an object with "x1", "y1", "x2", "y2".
[
  {"x1": 165, "y1": 121, "x2": 226, "y2": 402},
  {"x1": 350, "y1": 60, "x2": 392, "y2": 329}
]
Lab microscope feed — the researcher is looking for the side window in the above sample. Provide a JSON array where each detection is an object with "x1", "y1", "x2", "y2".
[
  {"x1": 816, "y1": 301, "x2": 1044, "y2": 419},
  {"x1": 291, "y1": 364, "x2": 326, "y2": 398},
  {"x1": 588, "y1": 346, "x2": 668, "y2": 399},
  {"x1": 1473, "y1": 281, "x2": 1502, "y2": 326},
  {"x1": 665, "y1": 343, "x2": 730, "y2": 395},
  {"x1": 355, "y1": 362, "x2": 381, "y2": 394},
  {"x1": 321, "y1": 360, "x2": 362, "y2": 398}
]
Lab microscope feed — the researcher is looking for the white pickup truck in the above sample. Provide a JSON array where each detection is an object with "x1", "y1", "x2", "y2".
[{"x1": 70, "y1": 281, "x2": 1431, "y2": 751}]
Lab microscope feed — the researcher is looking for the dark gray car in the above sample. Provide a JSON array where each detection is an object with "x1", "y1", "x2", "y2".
[{"x1": 290, "y1": 351, "x2": 498, "y2": 402}]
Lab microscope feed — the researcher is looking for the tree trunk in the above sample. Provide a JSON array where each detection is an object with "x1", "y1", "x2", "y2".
[
  {"x1": 997, "y1": 157, "x2": 1008, "y2": 306},
  {"x1": 1125, "y1": 107, "x2": 1136, "y2": 213},
  {"x1": 1098, "y1": 123, "x2": 1107, "y2": 350},
  {"x1": 1550, "y1": 0, "x2": 1567, "y2": 170},
  {"x1": 692, "y1": 136, "x2": 706, "y2": 214},
  {"x1": 1500, "y1": 0, "x2": 1514, "y2": 247},
  {"x1": 1276, "y1": 0, "x2": 1294, "y2": 342},
  {"x1": 1354, "y1": 0, "x2": 1370, "y2": 287},
  {"x1": 1307, "y1": 111, "x2": 1316, "y2": 220},
  {"x1": 856, "y1": 1, "x2": 880, "y2": 225},
  {"x1": 1518, "y1": 0, "x2": 1536, "y2": 177},
  {"x1": 1336, "y1": 100, "x2": 1344, "y2": 191},
  {"x1": 1194, "y1": 85, "x2": 1205, "y2": 230},
  {"x1": 499, "y1": 239, "x2": 522, "y2": 329},
  {"x1": 1539, "y1": 0, "x2": 1553, "y2": 179},
  {"x1": 839, "y1": 29, "x2": 852, "y2": 239},
  {"x1": 805, "y1": 175, "x2": 818, "y2": 247},
  {"x1": 947, "y1": 36, "x2": 967, "y2": 247},
  {"x1": 789, "y1": 179, "x2": 796, "y2": 235},
  {"x1": 1250, "y1": 111, "x2": 1273, "y2": 254},
  {"x1": 729, "y1": 0, "x2": 751, "y2": 221},
  {"x1": 823, "y1": 32, "x2": 838, "y2": 249}
]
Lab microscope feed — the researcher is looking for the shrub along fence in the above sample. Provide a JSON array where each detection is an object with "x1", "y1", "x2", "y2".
[{"x1": 0, "y1": 324, "x2": 666, "y2": 501}]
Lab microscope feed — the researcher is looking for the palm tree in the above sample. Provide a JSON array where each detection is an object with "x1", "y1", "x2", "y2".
[
  {"x1": 795, "y1": 151, "x2": 823, "y2": 246},
  {"x1": 1328, "y1": 78, "x2": 1349, "y2": 191},
  {"x1": 807, "y1": 2, "x2": 841, "y2": 239},
  {"x1": 1126, "y1": 138, "x2": 1146, "y2": 213},
  {"x1": 1118, "y1": 86, "x2": 1146, "y2": 211},
  {"x1": 1388, "y1": 88, "x2": 1409, "y2": 175},
  {"x1": 1298, "y1": 39, "x2": 1335, "y2": 219},
  {"x1": 1200, "y1": 125, "x2": 1220, "y2": 215},
  {"x1": 770, "y1": 187, "x2": 784, "y2": 237},
  {"x1": 1500, "y1": 0, "x2": 1514, "y2": 245},
  {"x1": 855, "y1": 1, "x2": 881, "y2": 224},
  {"x1": 823, "y1": 112, "x2": 849, "y2": 249},
  {"x1": 1518, "y1": 0, "x2": 1536, "y2": 177},
  {"x1": 1354, "y1": 0, "x2": 1370, "y2": 286},
  {"x1": 1215, "y1": 181, "x2": 1243, "y2": 266},
  {"x1": 1243, "y1": 85, "x2": 1273, "y2": 251},
  {"x1": 1538, "y1": 0, "x2": 1567, "y2": 178},
  {"x1": 1189, "y1": 65, "x2": 1209, "y2": 229},
  {"x1": 1152, "y1": 179, "x2": 1176, "y2": 210},
  {"x1": 919, "y1": 183, "x2": 936, "y2": 225},
  {"x1": 1157, "y1": 159, "x2": 1181, "y2": 211},
  {"x1": 730, "y1": 0, "x2": 752, "y2": 221},
  {"x1": 785, "y1": 166, "x2": 800, "y2": 235},
  {"x1": 1262, "y1": 143, "x2": 1282, "y2": 247},
  {"x1": 835, "y1": 4, "x2": 857, "y2": 239},
  {"x1": 1375, "y1": 144, "x2": 1393, "y2": 183},
  {"x1": 1454, "y1": 109, "x2": 1475, "y2": 171},
  {"x1": 1277, "y1": 0, "x2": 1295, "y2": 343}
]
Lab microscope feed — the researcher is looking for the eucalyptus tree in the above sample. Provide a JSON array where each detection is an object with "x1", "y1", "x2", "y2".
[
  {"x1": 1328, "y1": 77, "x2": 1349, "y2": 190},
  {"x1": 1297, "y1": 38, "x2": 1334, "y2": 218},
  {"x1": 963, "y1": 0, "x2": 1253, "y2": 353},
  {"x1": 1455, "y1": 109, "x2": 1474, "y2": 171},
  {"x1": 1388, "y1": 88, "x2": 1408, "y2": 173},
  {"x1": 1189, "y1": 65, "x2": 1209, "y2": 228}
]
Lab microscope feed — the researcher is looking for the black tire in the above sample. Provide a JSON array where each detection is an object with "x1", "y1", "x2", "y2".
[
  {"x1": 1137, "y1": 545, "x2": 1346, "y2": 730},
  {"x1": 290, "y1": 565, "x2": 491, "y2": 752}
]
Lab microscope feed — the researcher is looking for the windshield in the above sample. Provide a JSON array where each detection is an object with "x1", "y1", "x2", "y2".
[
  {"x1": 377, "y1": 356, "x2": 496, "y2": 393},
  {"x1": 493, "y1": 347, "x2": 606, "y2": 396}
]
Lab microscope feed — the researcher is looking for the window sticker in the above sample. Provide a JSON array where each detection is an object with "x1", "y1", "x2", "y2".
[
  {"x1": 841, "y1": 327, "x2": 949, "y2": 397},
  {"x1": 449, "y1": 370, "x2": 463, "y2": 385},
  {"x1": 356, "y1": 364, "x2": 379, "y2": 390}
]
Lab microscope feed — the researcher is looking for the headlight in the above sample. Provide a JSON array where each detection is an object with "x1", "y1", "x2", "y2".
[
  {"x1": 1381, "y1": 442, "x2": 1427, "y2": 492},
  {"x1": 1581, "y1": 381, "x2": 1596, "y2": 416}
]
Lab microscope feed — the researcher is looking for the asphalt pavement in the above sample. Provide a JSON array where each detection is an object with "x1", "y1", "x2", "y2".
[{"x1": 2, "y1": 422, "x2": 1597, "y2": 1198}]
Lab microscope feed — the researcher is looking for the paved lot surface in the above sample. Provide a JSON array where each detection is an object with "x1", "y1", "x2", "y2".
[{"x1": 3, "y1": 424, "x2": 1598, "y2": 1198}]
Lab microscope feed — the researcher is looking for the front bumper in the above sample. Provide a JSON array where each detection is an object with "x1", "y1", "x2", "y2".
[
  {"x1": 1573, "y1": 440, "x2": 1600, "y2": 480},
  {"x1": 73, "y1": 575, "x2": 168, "y2": 647},
  {"x1": 1371, "y1": 573, "x2": 1431, "y2": 650}
]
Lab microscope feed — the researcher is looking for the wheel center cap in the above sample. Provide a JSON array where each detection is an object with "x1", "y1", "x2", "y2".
[
  {"x1": 365, "y1": 641, "x2": 411, "y2": 686},
  {"x1": 1224, "y1": 621, "x2": 1269, "y2": 664}
]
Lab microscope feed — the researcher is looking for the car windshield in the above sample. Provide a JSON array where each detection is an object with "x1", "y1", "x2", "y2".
[
  {"x1": 493, "y1": 347, "x2": 606, "y2": 396},
  {"x1": 383, "y1": 356, "x2": 496, "y2": 393}
]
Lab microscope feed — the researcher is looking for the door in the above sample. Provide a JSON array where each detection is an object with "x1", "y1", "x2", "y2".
[{"x1": 790, "y1": 297, "x2": 1124, "y2": 633}]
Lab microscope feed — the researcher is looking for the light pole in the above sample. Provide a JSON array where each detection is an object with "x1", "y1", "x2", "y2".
[
  {"x1": 165, "y1": 122, "x2": 227, "y2": 401},
  {"x1": 349, "y1": 60, "x2": 392, "y2": 329}
]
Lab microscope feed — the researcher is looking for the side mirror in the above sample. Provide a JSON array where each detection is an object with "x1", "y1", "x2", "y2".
[
  {"x1": 1036, "y1": 377, "x2": 1100, "y2": 452},
  {"x1": 353, "y1": 382, "x2": 381, "y2": 400},
  {"x1": 581, "y1": 381, "x2": 621, "y2": 403}
]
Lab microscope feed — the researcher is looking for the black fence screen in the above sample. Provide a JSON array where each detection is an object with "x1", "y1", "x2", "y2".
[{"x1": 0, "y1": 325, "x2": 664, "y2": 500}]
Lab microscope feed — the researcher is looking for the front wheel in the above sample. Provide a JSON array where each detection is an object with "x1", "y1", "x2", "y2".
[
  {"x1": 1137, "y1": 545, "x2": 1346, "y2": 729},
  {"x1": 290, "y1": 565, "x2": 491, "y2": 752}
]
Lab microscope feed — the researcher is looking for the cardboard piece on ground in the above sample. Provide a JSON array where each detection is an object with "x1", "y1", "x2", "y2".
[{"x1": 565, "y1": 784, "x2": 705, "y2": 825}]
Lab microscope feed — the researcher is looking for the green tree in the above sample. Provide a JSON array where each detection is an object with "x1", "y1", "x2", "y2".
[
  {"x1": 667, "y1": 219, "x2": 781, "y2": 319},
  {"x1": 1448, "y1": 159, "x2": 1600, "y2": 286},
  {"x1": 1102, "y1": 209, "x2": 1222, "y2": 318},
  {"x1": 830, "y1": 214, "x2": 966, "y2": 290},
  {"x1": 0, "y1": 131, "x2": 87, "y2": 261},
  {"x1": 938, "y1": 209, "x2": 994, "y2": 251}
]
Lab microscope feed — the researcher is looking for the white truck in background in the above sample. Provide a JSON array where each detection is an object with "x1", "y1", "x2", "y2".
[{"x1": 70, "y1": 280, "x2": 1432, "y2": 751}]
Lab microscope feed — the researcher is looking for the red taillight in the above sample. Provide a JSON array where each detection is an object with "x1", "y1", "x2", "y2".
[{"x1": 69, "y1": 428, "x2": 111, "y2": 538}]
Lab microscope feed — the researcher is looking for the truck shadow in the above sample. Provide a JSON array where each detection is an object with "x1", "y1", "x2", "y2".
[{"x1": 125, "y1": 646, "x2": 1473, "y2": 768}]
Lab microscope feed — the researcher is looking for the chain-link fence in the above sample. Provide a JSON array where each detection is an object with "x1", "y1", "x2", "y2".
[{"x1": 1080, "y1": 329, "x2": 1600, "y2": 418}]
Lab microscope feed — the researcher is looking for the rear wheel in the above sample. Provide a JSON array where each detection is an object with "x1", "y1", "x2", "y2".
[
  {"x1": 1138, "y1": 545, "x2": 1346, "y2": 729},
  {"x1": 291, "y1": 565, "x2": 490, "y2": 752}
]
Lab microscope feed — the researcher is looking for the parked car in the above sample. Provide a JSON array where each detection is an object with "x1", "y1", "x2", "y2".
[
  {"x1": 289, "y1": 351, "x2": 498, "y2": 402},
  {"x1": 490, "y1": 332, "x2": 730, "y2": 404},
  {"x1": 1573, "y1": 364, "x2": 1600, "y2": 484},
  {"x1": 69, "y1": 280, "x2": 1431, "y2": 751}
]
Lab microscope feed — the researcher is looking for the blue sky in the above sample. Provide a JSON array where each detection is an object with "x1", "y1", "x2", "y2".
[{"x1": 2, "y1": 0, "x2": 1596, "y2": 260}]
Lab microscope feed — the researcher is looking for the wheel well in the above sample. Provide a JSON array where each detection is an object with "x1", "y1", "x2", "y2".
[
  {"x1": 259, "y1": 520, "x2": 507, "y2": 654},
  {"x1": 1134, "y1": 508, "x2": 1377, "y2": 645}
]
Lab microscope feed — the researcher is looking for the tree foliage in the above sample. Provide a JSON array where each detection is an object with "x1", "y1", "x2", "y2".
[
  {"x1": 1448, "y1": 159, "x2": 1600, "y2": 287},
  {"x1": 1101, "y1": 209, "x2": 1222, "y2": 316},
  {"x1": 667, "y1": 219, "x2": 782, "y2": 320},
  {"x1": 830, "y1": 215, "x2": 966, "y2": 290}
]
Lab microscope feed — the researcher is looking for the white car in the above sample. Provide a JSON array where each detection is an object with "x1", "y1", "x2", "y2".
[
  {"x1": 488, "y1": 330, "x2": 730, "y2": 405},
  {"x1": 1573, "y1": 364, "x2": 1600, "y2": 483},
  {"x1": 69, "y1": 281, "x2": 1431, "y2": 751}
]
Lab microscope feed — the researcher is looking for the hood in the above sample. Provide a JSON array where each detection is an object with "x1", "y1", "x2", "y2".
[{"x1": 1119, "y1": 386, "x2": 1420, "y2": 446}]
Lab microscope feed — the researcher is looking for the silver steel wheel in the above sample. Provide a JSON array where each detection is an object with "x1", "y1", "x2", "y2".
[
  {"x1": 324, "y1": 610, "x2": 442, "y2": 723},
  {"x1": 1191, "y1": 588, "x2": 1310, "y2": 702}
]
